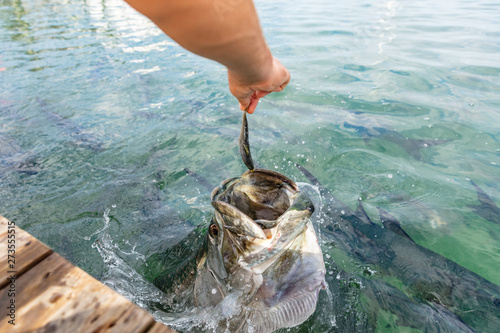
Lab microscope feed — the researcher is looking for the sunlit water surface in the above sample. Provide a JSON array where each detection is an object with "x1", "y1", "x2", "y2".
[{"x1": 1, "y1": 0, "x2": 499, "y2": 332}]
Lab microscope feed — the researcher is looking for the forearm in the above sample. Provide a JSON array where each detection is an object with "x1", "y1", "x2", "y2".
[{"x1": 124, "y1": 0, "x2": 273, "y2": 84}]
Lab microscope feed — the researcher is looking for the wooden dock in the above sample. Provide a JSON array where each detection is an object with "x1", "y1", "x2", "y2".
[{"x1": 0, "y1": 215, "x2": 176, "y2": 333}]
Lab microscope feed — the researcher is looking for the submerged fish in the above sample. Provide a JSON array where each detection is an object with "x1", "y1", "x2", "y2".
[
  {"x1": 150, "y1": 113, "x2": 325, "y2": 332},
  {"x1": 36, "y1": 98, "x2": 103, "y2": 151},
  {"x1": 0, "y1": 133, "x2": 40, "y2": 175},
  {"x1": 295, "y1": 164, "x2": 500, "y2": 332},
  {"x1": 343, "y1": 122, "x2": 450, "y2": 162}
]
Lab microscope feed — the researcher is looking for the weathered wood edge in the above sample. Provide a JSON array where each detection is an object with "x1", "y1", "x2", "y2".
[
  {"x1": 0, "y1": 216, "x2": 54, "y2": 289},
  {"x1": 0, "y1": 215, "x2": 176, "y2": 332}
]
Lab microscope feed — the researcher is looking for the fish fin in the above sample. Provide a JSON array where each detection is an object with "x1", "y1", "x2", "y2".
[
  {"x1": 377, "y1": 207, "x2": 415, "y2": 242},
  {"x1": 470, "y1": 180, "x2": 498, "y2": 209},
  {"x1": 295, "y1": 163, "x2": 346, "y2": 210},
  {"x1": 295, "y1": 163, "x2": 321, "y2": 186},
  {"x1": 468, "y1": 180, "x2": 500, "y2": 225},
  {"x1": 355, "y1": 199, "x2": 376, "y2": 225},
  {"x1": 183, "y1": 168, "x2": 214, "y2": 191}
]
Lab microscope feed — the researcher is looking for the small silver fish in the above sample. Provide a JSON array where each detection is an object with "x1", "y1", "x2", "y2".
[{"x1": 239, "y1": 111, "x2": 255, "y2": 171}]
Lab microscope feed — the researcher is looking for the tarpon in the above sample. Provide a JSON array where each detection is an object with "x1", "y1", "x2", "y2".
[
  {"x1": 0, "y1": 133, "x2": 39, "y2": 175},
  {"x1": 149, "y1": 112, "x2": 326, "y2": 332},
  {"x1": 343, "y1": 122, "x2": 450, "y2": 162},
  {"x1": 295, "y1": 164, "x2": 500, "y2": 332},
  {"x1": 36, "y1": 97, "x2": 103, "y2": 151}
]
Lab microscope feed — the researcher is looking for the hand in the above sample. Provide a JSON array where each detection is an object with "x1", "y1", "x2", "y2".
[{"x1": 228, "y1": 57, "x2": 290, "y2": 114}]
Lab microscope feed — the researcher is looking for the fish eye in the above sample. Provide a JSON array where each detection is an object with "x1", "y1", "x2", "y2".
[{"x1": 209, "y1": 224, "x2": 219, "y2": 237}]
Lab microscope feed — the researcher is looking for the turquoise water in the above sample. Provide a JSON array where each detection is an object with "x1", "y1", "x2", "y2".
[{"x1": 1, "y1": 0, "x2": 499, "y2": 332}]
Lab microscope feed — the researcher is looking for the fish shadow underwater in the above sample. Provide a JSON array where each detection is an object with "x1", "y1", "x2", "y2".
[
  {"x1": 295, "y1": 164, "x2": 500, "y2": 333},
  {"x1": 343, "y1": 122, "x2": 451, "y2": 164}
]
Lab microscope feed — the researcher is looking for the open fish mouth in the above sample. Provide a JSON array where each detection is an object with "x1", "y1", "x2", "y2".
[
  {"x1": 210, "y1": 169, "x2": 318, "y2": 267},
  {"x1": 212, "y1": 168, "x2": 301, "y2": 232}
]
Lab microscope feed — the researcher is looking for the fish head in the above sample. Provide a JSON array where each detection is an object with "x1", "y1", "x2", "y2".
[{"x1": 207, "y1": 169, "x2": 323, "y2": 294}]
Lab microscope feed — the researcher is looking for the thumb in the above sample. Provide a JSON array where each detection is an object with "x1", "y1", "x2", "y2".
[
  {"x1": 246, "y1": 97, "x2": 259, "y2": 114},
  {"x1": 239, "y1": 98, "x2": 250, "y2": 112}
]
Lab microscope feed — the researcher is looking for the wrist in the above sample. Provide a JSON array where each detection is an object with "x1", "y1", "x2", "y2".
[{"x1": 227, "y1": 46, "x2": 274, "y2": 86}]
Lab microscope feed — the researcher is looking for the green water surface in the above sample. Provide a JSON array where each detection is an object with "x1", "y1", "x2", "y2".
[{"x1": 1, "y1": 0, "x2": 499, "y2": 332}]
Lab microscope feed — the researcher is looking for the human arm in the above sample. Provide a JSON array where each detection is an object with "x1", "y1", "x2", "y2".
[{"x1": 123, "y1": 0, "x2": 290, "y2": 113}]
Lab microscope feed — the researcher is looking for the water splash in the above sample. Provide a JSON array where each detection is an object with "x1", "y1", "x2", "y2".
[{"x1": 84, "y1": 207, "x2": 111, "y2": 240}]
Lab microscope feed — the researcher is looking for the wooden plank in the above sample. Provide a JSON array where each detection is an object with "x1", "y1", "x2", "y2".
[
  {"x1": 0, "y1": 216, "x2": 176, "y2": 332},
  {"x1": 147, "y1": 321, "x2": 177, "y2": 333},
  {"x1": 0, "y1": 216, "x2": 53, "y2": 289},
  {"x1": 105, "y1": 303, "x2": 156, "y2": 333},
  {"x1": 0, "y1": 251, "x2": 161, "y2": 332}
]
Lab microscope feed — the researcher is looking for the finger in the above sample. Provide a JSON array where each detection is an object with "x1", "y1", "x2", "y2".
[
  {"x1": 247, "y1": 97, "x2": 259, "y2": 114},
  {"x1": 239, "y1": 99, "x2": 250, "y2": 112}
]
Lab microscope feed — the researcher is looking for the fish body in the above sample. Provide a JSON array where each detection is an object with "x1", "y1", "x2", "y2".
[
  {"x1": 239, "y1": 112, "x2": 255, "y2": 170},
  {"x1": 153, "y1": 169, "x2": 325, "y2": 332},
  {"x1": 343, "y1": 122, "x2": 450, "y2": 162}
]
